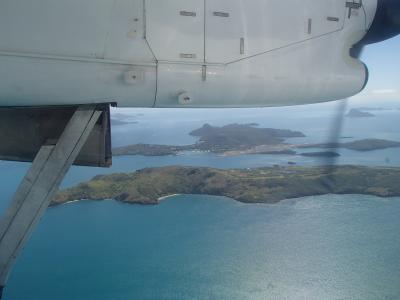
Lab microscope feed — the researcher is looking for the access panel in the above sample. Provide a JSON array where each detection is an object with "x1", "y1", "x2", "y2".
[
  {"x1": 205, "y1": 0, "x2": 345, "y2": 64},
  {"x1": 146, "y1": 0, "x2": 205, "y2": 63}
]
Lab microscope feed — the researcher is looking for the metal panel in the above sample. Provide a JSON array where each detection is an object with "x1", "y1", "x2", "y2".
[
  {"x1": 309, "y1": 0, "x2": 346, "y2": 35},
  {"x1": 0, "y1": 0, "x2": 155, "y2": 63},
  {"x1": 0, "y1": 55, "x2": 157, "y2": 107},
  {"x1": 155, "y1": 63, "x2": 231, "y2": 107},
  {"x1": 0, "y1": 105, "x2": 112, "y2": 167},
  {"x1": 0, "y1": 0, "x2": 114, "y2": 59},
  {"x1": 205, "y1": 0, "x2": 244, "y2": 63},
  {"x1": 146, "y1": 0, "x2": 205, "y2": 63},
  {"x1": 155, "y1": 29, "x2": 367, "y2": 108},
  {"x1": 360, "y1": 0, "x2": 378, "y2": 30},
  {"x1": 103, "y1": 0, "x2": 155, "y2": 63},
  {"x1": 205, "y1": 0, "x2": 346, "y2": 64}
]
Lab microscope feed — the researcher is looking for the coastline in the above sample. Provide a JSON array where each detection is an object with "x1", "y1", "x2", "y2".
[
  {"x1": 158, "y1": 194, "x2": 181, "y2": 201},
  {"x1": 54, "y1": 165, "x2": 400, "y2": 207},
  {"x1": 53, "y1": 193, "x2": 400, "y2": 209}
]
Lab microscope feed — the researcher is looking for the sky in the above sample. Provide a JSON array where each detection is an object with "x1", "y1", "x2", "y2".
[{"x1": 353, "y1": 35, "x2": 400, "y2": 103}]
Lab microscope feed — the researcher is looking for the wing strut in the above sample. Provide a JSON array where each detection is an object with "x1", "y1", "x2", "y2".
[{"x1": 0, "y1": 105, "x2": 104, "y2": 298}]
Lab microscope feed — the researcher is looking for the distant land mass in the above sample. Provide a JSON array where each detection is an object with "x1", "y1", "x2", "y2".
[
  {"x1": 111, "y1": 112, "x2": 143, "y2": 126},
  {"x1": 113, "y1": 123, "x2": 305, "y2": 156},
  {"x1": 357, "y1": 107, "x2": 395, "y2": 111},
  {"x1": 189, "y1": 123, "x2": 305, "y2": 152},
  {"x1": 111, "y1": 118, "x2": 138, "y2": 126},
  {"x1": 112, "y1": 123, "x2": 400, "y2": 157},
  {"x1": 113, "y1": 144, "x2": 189, "y2": 156},
  {"x1": 300, "y1": 151, "x2": 340, "y2": 158},
  {"x1": 346, "y1": 108, "x2": 375, "y2": 118},
  {"x1": 54, "y1": 165, "x2": 400, "y2": 206},
  {"x1": 300, "y1": 139, "x2": 400, "y2": 152}
]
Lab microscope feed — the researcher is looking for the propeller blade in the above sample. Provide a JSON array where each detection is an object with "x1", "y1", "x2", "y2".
[
  {"x1": 326, "y1": 100, "x2": 348, "y2": 166},
  {"x1": 320, "y1": 99, "x2": 348, "y2": 190}
]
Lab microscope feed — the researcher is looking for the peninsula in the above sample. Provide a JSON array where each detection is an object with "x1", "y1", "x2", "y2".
[{"x1": 54, "y1": 165, "x2": 400, "y2": 206}]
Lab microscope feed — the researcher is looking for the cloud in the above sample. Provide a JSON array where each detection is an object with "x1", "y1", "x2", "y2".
[{"x1": 371, "y1": 89, "x2": 398, "y2": 95}]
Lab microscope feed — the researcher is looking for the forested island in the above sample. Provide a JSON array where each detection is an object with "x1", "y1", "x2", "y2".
[
  {"x1": 113, "y1": 123, "x2": 305, "y2": 156},
  {"x1": 113, "y1": 124, "x2": 400, "y2": 157},
  {"x1": 54, "y1": 165, "x2": 400, "y2": 206}
]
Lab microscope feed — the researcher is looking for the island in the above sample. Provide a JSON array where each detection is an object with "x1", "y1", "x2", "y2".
[
  {"x1": 299, "y1": 139, "x2": 400, "y2": 152},
  {"x1": 189, "y1": 123, "x2": 305, "y2": 152},
  {"x1": 111, "y1": 113, "x2": 141, "y2": 126},
  {"x1": 112, "y1": 123, "x2": 400, "y2": 156},
  {"x1": 54, "y1": 165, "x2": 400, "y2": 206},
  {"x1": 111, "y1": 118, "x2": 138, "y2": 126},
  {"x1": 357, "y1": 107, "x2": 389, "y2": 111},
  {"x1": 346, "y1": 108, "x2": 375, "y2": 118},
  {"x1": 300, "y1": 151, "x2": 340, "y2": 157},
  {"x1": 113, "y1": 123, "x2": 305, "y2": 156},
  {"x1": 113, "y1": 144, "x2": 191, "y2": 156}
]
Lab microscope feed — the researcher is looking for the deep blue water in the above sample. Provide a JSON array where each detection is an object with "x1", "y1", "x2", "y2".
[{"x1": 1, "y1": 102, "x2": 400, "y2": 299}]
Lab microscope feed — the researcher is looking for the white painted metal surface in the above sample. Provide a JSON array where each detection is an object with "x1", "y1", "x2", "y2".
[
  {"x1": 0, "y1": 0, "x2": 115, "y2": 59},
  {"x1": 0, "y1": 0, "x2": 154, "y2": 62},
  {"x1": 0, "y1": 0, "x2": 378, "y2": 108},
  {"x1": 103, "y1": 0, "x2": 155, "y2": 63},
  {"x1": 146, "y1": 0, "x2": 205, "y2": 63},
  {"x1": 205, "y1": 0, "x2": 346, "y2": 64},
  {"x1": 362, "y1": 0, "x2": 379, "y2": 30},
  {"x1": 0, "y1": 56, "x2": 157, "y2": 107},
  {"x1": 156, "y1": 34, "x2": 366, "y2": 107}
]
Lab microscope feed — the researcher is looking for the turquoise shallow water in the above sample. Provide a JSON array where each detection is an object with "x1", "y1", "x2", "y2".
[
  {"x1": 1, "y1": 103, "x2": 400, "y2": 299},
  {"x1": 4, "y1": 195, "x2": 400, "y2": 300}
]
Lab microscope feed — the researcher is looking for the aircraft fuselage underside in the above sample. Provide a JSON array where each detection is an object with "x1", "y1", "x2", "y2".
[{"x1": 0, "y1": 0, "x2": 377, "y2": 108}]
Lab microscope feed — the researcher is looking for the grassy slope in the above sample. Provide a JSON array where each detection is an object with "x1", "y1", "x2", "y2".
[{"x1": 54, "y1": 166, "x2": 400, "y2": 206}]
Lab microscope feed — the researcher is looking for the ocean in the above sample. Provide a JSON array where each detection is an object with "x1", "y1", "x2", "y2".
[{"x1": 1, "y1": 101, "x2": 400, "y2": 299}]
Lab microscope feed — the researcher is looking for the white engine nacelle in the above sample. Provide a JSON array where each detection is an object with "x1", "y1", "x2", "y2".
[{"x1": 0, "y1": 0, "x2": 377, "y2": 108}]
